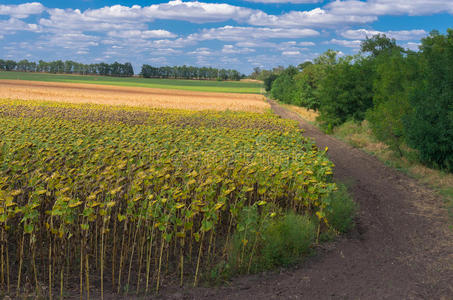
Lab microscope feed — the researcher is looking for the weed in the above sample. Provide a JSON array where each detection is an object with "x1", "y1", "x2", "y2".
[{"x1": 325, "y1": 184, "x2": 357, "y2": 233}]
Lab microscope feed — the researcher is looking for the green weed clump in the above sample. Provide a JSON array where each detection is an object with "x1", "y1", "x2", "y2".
[
  {"x1": 226, "y1": 208, "x2": 316, "y2": 275},
  {"x1": 261, "y1": 212, "x2": 316, "y2": 268},
  {"x1": 325, "y1": 184, "x2": 357, "y2": 233}
]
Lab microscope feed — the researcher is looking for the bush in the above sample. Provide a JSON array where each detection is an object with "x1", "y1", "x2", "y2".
[
  {"x1": 227, "y1": 209, "x2": 316, "y2": 274},
  {"x1": 325, "y1": 184, "x2": 357, "y2": 233},
  {"x1": 260, "y1": 212, "x2": 316, "y2": 268}
]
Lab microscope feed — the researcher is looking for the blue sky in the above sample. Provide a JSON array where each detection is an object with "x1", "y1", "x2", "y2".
[{"x1": 0, "y1": 1, "x2": 452, "y2": 74}]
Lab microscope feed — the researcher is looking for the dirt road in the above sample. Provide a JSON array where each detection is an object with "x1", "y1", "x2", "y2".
[{"x1": 163, "y1": 100, "x2": 453, "y2": 299}]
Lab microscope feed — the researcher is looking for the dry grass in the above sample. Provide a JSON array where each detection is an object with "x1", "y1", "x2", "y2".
[
  {"x1": 0, "y1": 80, "x2": 269, "y2": 112},
  {"x1": 283, "y1": 103, "x2": 319, "y2": 123}
]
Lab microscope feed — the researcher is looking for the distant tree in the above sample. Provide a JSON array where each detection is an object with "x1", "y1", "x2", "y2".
[{"x1": 5, "y1": 60, "x2": 16, "y2": 71}]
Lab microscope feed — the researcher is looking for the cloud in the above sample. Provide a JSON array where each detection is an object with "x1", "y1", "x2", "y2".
[
  {"x1": 248, "y1": 8, "x2": 377, "y2": 28},
  {"x1": 282, "y1": 51, "x2": 301, "y2": 56},
  {"x1": 107, "y1": 30, "x2": 177, "y2": 39},
  {"x1": 244, "y1": 0, "x2": 321, "y2": 3},
  {"x1": 189, "y1": 47, "x2": 212, "y2": 56},
  {"x1": 222, "y1": 45, "x2": 255, "y2": 54},
  {"x1": 341, "y1": 29, "x2": 428, "y2": 40},
  {"x1": 39, "y1": 7, "x2": 147, "y2": 32},
  {"x1": 327, "y1": 39, "x2": 362, "y2": 48},
  {"x1": 299, "y1": 41, "x2": 316, "y2": 46},
  {"x1": 190, "y1": 26, "x2": 319, "y2": 42},
  {"x1": 142, "y1": 0, "x2": 256, "y2": 23},
  {"x1": 0, "y1": 18, "x2": 40, "y2": 36},
  {"x1": 38, "y1": 32, "x2": 100, "y2": 50},
  {"x1": 327, "y1": 0, "x2": 453, "y2": 17},
  {"x1": 0, "y1": 2, "x2": 45, "y2": 19},
  {"x1": 402, "y1": 42, "x2": 421, "y2": 51}
]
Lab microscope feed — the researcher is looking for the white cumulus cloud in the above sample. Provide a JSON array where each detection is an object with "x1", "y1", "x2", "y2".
[
  {"x1": 108, "y1": 30, "x2": 177, "y2": 39},
  {"x1": 0, "y1": 2, "x2": 45, "y2": 19},
  {"x1": 327, "y1": 0, "x2": 453, "y2": 16},
  {"x1": 244, "y1": 0, "x2": 322, "y2": 3},
  {"x1": 341, "y1": 29, "x2": 428, "y2": 41},
  {"x1": 327, "y1": 39, "x2": 362, "y2": 48},
  {"x1": 222, "y1": 45, "x2": 255, "y2": 54},
  {"x1": 190, "y1": 26, "x2": 319, "y2": 42}
]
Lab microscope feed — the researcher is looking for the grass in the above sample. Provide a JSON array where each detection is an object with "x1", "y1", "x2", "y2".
[
  {"x1": 284, "y1": 104, "x2": 453, "y2": 222},
  {"x1": 332, "y1": 120, "x2": 453, "y2": 220},
  {"x1": 0, "y1": 71, "x2": 263, "y2": 94}
]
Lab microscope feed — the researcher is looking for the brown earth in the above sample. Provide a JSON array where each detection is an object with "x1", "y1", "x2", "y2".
[
  {"x1": 0, "y1": 80, "x2": 268, "y2": 112},
  {"x1": 155, "y1": 100, "x2": 453, "y2": 299}
]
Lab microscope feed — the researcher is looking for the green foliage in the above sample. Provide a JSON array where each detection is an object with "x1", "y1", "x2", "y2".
[
  {"x1": 317, "y1": 56, "x2": 374, "y2": 130},
  {"x1": 228, "y1": 209, "x2": 316, "y2": 274},
  {"x1": 403, "y1": 30, "x2": 453, "y2": 171},
  {"x1": 366, "y1": 49, "x2": 418, "y2": 155},
  {"x1": 293, "y1": 64, "x2": 322, "y2": 110},
  {"x1": 325, "y1": 184, "x2": 357, "y2": 233},
  {"x1": 141, "y1": 64, "x2": 242, "y2": 81},
  {"x1": 270, "y1": 66, "x2": 298, "y2": 103},
  {"x1": 360, "y1": 34, "x2": 403, "y2": 57},
  {"x1": 260, "y1": 212, "x2": 316, "y2": 268},
  {"x1": 263, "y1": 73, "x2": 278, "y2": 92}
]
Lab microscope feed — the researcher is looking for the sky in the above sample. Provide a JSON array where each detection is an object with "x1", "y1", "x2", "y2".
[{"x1": 0, "y1": 1, "x2": 452, "y2": 74}]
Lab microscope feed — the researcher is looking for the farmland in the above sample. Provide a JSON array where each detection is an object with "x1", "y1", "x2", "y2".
[
  {"x1": 0, "y1": 98, "x2": 337, "y2": 298},
  {"x1": 0, "y1": 80, "x2": 268, "y2": 112},
  {"x1": 0, "y1": 72, "x2": 263, "y2": 94}
]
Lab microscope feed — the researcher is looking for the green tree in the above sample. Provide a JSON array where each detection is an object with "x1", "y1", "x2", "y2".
[
  {"x1": 270, "y1": 66, "x2": 298, "y2": 104},
  {"x1": 366, "y1": 48, "x2": 420, "y2": 156},
  {"x1": 317, "y1": 55, "x2": 374, "y2": 131},
  {"x1": 361, "y1": 34, "x2": 403, "y2": 57},
  {"x1": 403, "y1": 29, "x2": 453, "y2": 171}
]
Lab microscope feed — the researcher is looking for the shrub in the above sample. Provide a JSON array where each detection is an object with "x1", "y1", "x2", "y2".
[
  {"x1": 325, "y1": 184, "x2": 357, "y2": 233},
  {"x1": 260, "y1": 212, "x2": 316, "y2": 268},
  {"x1": 227, "y1": 209, "x2": 316, "y2": 274}
]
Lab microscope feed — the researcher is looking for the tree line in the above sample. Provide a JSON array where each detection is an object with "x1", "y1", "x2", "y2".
[
  {"x1": 0, "y1": 59, "x2": 245, "y2": 81},
  {"x1": 0, "y1": 59, "x2": 134, "y2": 77},
  {"x1": 263, "y1": 29, "x2": 453, "y2": 172},
  {"x1": 141, "y1": 64, "x2": 243, "y2": 81}
]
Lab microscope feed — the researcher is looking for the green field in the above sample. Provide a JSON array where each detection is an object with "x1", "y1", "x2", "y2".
[{"x1": 0, "y1": 71, "x2": 263, "y2": 94}]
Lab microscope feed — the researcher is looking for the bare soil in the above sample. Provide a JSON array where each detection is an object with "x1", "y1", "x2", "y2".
[{"x1": 156, "y1": 100, "x2": 453, "y2": 299}]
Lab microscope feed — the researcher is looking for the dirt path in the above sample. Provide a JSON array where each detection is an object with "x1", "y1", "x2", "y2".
[{"x1": 160, "y1": 100, "x2": 453, "y2": 299}]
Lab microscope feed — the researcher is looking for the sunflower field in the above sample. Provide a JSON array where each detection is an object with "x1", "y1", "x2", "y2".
[{"x1": 0, "y1": 99, "x2": 336, "y2": 298}]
